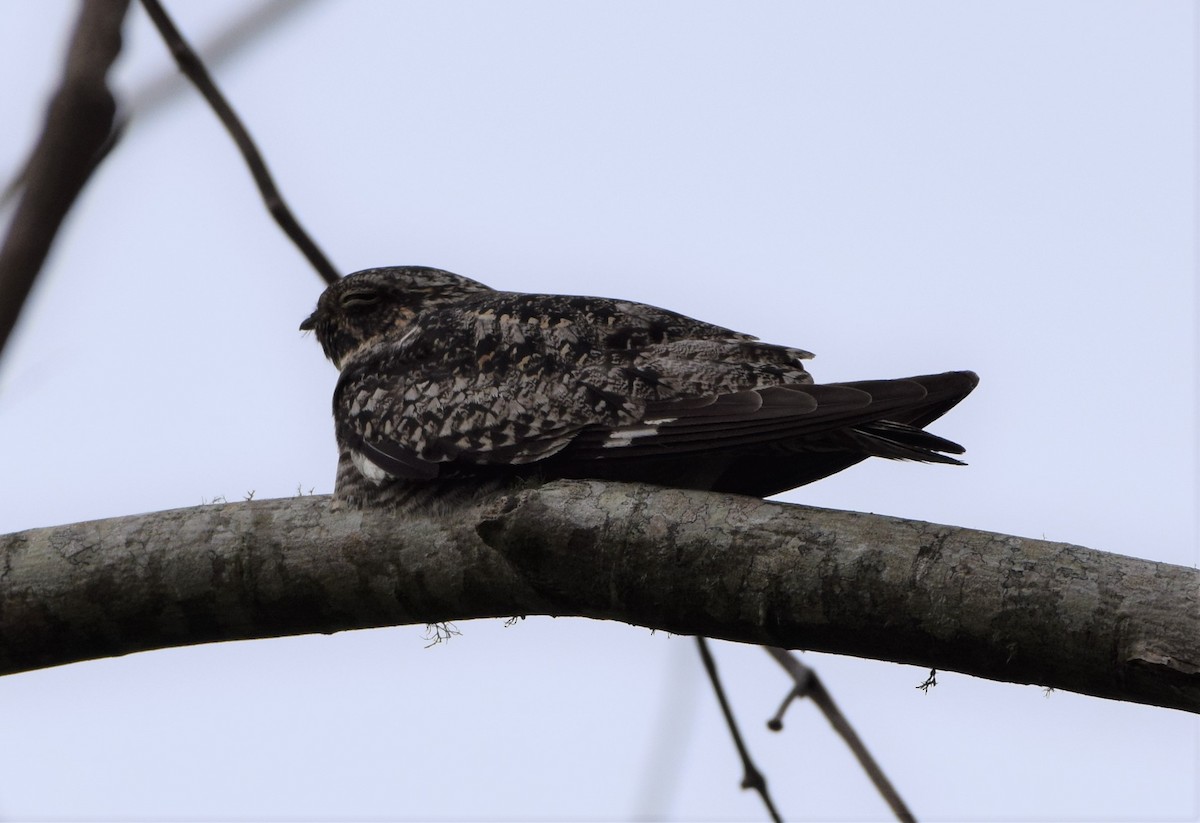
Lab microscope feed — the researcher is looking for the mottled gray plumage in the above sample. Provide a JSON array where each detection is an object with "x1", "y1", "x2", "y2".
[{"x1": 301, "y1": 266, "x2": 978, "y2": 508}]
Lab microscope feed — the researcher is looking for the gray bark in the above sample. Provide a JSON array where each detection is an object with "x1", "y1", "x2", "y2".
[{"x1": 1, "y1": 480, "x2": 1196, "y2": 713}]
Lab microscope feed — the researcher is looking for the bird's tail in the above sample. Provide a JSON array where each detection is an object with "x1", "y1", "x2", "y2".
[
  {"x1": 839, "y1": 370, "x2": 979, "y2": 464},
  {"x1": 848, "y1": 419, "x2": 967, "y2": 464},
  {"x1": 704, "y1": 370, "x2": 979, "y2": 495}
]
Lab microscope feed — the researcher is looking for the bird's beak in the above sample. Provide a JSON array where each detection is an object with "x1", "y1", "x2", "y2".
[{"x1": 299, "y1": 311, "x2": 318, "y2": 332}]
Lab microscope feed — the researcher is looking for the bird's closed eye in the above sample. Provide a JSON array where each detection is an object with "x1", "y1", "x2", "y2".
[{"x1": 339, "y1": 290, "x2": 381, "y2": 310}]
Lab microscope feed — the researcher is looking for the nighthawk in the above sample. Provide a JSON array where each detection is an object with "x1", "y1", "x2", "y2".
[{"x1": 301, "y1": 266, "x2": 978, "y2": 508}]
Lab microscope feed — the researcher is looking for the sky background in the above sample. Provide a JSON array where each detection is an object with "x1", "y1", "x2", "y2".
[{"x1": 0, "y1": 1, "x2": 1195, "y2": 820}]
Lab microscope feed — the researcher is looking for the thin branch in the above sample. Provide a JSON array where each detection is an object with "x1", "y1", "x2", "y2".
[
  {"x1": 765, "y1": 647, "x2": 915, "y2": 823},
  {"x1": 127, "y1": 0, "x2": 322, "y2": 118},
  {"x1": 697, "y1": 637, "x2": 782, "y2": 822},
  {"x1": 138, "y1": 0, "x2": 340, "y2": 284},
  {"x1": 0, "y1": 0, "x2": 130, "y2": 362}
]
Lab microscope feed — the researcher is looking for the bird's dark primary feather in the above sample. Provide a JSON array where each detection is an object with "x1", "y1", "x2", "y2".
[{"x1": 302, "y1": 266, "x2": 978, "y2": 508}]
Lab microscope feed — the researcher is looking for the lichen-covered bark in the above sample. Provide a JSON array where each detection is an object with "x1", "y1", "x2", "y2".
[
  {"x1": 479, "y1": 482, "x2": 1199, "y2": 713},
  {"x1": 0, "y1": 495, "x2": 540, "y2": 674},
  {"x1": 1, "y1": 480, "x2": 1196, "y2": 713}
]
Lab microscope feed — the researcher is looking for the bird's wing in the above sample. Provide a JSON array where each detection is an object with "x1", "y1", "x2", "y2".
[
  {"x1": 334, "y1": 360, "x2": 600, "y2": 482},
  {"x1": 332, "y1": 291, "x2": 817, "y2": 481},
  {"x1": 564, "y1": 376, "x2": 971, "y2": 463},
  {"x1": 333, "y1": 294, "x2": 972, "y2": 486},
  {"x1": 331, "y1": 298, "x2": 652, "y2": 481}
]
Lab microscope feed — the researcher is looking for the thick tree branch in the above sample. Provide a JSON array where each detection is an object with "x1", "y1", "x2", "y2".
[
  {"x1": 0, "y1": 0, "x2": 129, "y2": 361},
  {"x1": 1, "y1": 481, "x2": 1196, "y2": 714}
]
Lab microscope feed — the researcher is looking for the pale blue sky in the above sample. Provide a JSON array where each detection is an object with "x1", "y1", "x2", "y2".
[{"x1": 0, "y1": 2, "x2": 1195, "y2": 820}]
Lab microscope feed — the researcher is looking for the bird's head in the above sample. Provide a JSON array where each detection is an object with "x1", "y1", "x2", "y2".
[{"x1": 300, "y1": 266, "x2": 494, "y2": 368}]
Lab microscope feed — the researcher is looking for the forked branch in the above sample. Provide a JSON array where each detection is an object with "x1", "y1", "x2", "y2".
[{"x1": 765, "y1": 647, "x2": 915, "y2": 822}]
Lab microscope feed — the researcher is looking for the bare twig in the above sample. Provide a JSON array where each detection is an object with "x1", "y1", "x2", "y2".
[
  {"x1": 765, "y1": 647, "x2": 915, "y2": 823},
  {"x1": 0, "y1": 0, "x2": 130, "y2": 362},
  {"x1": 128, "y1": 0, "x2": 321, "y2": 117},
  {"x1": 697, "y1": 637, "x2": 783, "y2": 822},
  {"x1": 422, "y1": 621, "x2": 461, "y2": 647},
  {"x1": 139, "y1": 0, "x2": 340, "y2": 284}
]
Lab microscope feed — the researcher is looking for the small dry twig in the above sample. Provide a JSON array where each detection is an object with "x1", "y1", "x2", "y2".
[
  {"x1": 765, "y1": 647, "x2": 915, "y2": 823},
  {"x1": 697, "y1": 637, "x2": 782, "y2": 822},
  {"x1": 139, "y1": 0, "x2": 340, "y2": 284},
  {"x1": 423, "y1": 622, "x2": 461, "y2": 647}
]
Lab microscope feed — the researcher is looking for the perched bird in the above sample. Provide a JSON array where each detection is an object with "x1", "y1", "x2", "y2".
[{"x1": 301, "y1": 266, "x2": 978, "y2": 509}]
